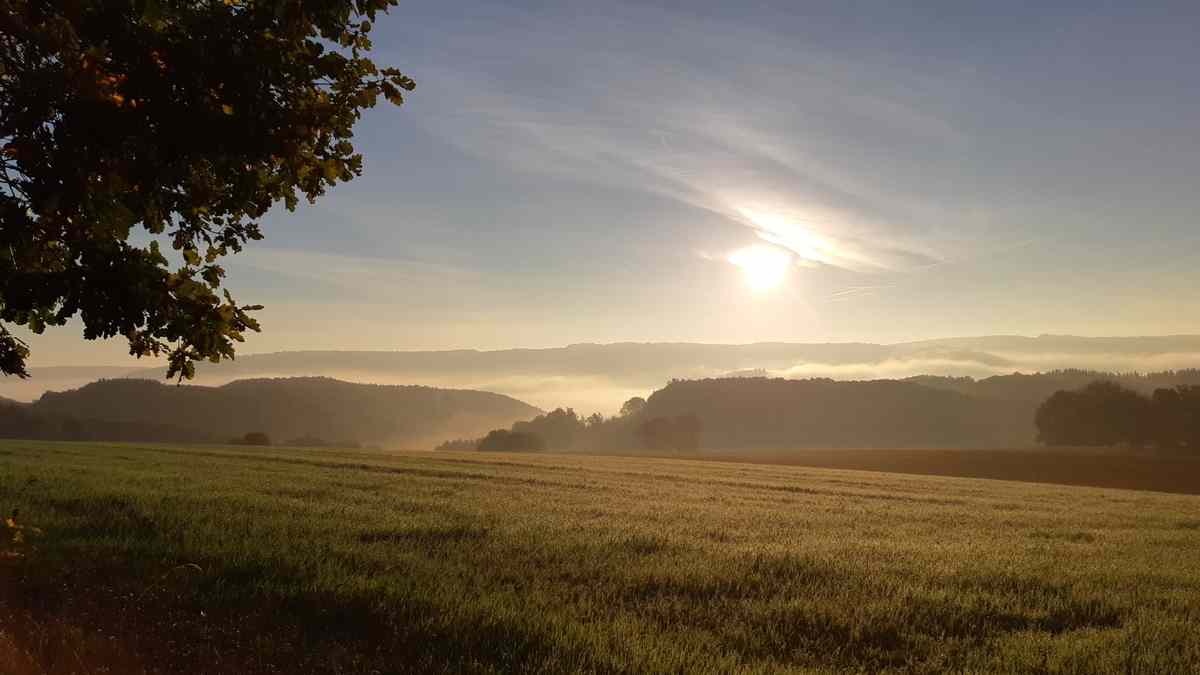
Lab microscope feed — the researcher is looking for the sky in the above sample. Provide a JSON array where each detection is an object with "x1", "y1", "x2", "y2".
[{"x1": 20, "y1": 0, "x2": 1200, "y2": 366}]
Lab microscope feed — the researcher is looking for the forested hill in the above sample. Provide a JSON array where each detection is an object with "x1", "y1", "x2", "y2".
[
  {"x1": 452, "y1": 371, "x2": 1200, "y2": 453},
  {"x1": 8, "y1": 378, "x2": 540, "y2": 448},
  {"x1": 635, "y1": 372, "x2": 1200, "y2": 449},
  {"x1": 14, "y1": 370, "x2": 1200, "y2": 451},
  {"x1": 907, "y1": 369, "x2": 1200, "y2": 402},
  {"x1": 8, "y1": 336, "x2": 1200, "y2": 414},
  {"x1": 639, "y1": 378, "x2": 1029, "y2": 448}
]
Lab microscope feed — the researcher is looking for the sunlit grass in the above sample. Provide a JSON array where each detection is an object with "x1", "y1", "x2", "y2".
[{"x1": 1, "y1": 440, "x2": 1198, "y2": 673}]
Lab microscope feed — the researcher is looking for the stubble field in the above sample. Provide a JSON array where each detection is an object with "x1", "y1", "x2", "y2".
[{"x1": 1, "y1": 440, "x2": 1199, "y2": 673}]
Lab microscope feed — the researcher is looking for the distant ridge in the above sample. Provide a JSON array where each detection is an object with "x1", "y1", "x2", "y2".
[
  {"x1": 7, "y1": 377, "x2": 540, "y2": 448},
  {"x1": 6, "y1": 335, "x2": 1200, "y2": 413}
]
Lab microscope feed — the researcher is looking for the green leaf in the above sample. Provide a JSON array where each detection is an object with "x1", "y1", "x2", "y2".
[{"x1": 0, "y1": 0, "x2": 411, "y2": 379}]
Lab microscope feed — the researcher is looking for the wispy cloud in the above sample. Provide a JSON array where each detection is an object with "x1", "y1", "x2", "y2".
[{"x1": 412, "y1": 4, "x2": 1012, "y2": 275}]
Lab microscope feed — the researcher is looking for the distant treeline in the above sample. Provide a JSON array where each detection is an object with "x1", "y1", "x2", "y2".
[
  {"x1": 0, "y1": 398, "x2": 213, "y2": 443},
  {"x1": 436, "y1": 401, "x2": 702, "y2": 454},
  {"x1": 1036, "y1": 381, "x2": 1200, "y2": 448},
  {"x1": 12, "y1": 369, "x2": 1200, "y2": 452},
  {"x1": 909, "y1": 369, "x2": 1200, "y2": 403},
  {"x1": 441, "y1": 376, "x2": 1024, "y2": 453},
  {"x1": 443, "y1": 371, "x2": 1200, "y2": 454},
  {"x1": 0, "y1": 378, "x2": 538, "y2": 447}
]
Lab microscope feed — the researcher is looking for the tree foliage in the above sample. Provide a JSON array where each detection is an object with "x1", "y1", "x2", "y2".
[
  {"x1": 1035, "y1": 381, "x2": 1150, "y2": 447},
  {"x1": 0, "y1": 0, "x2": 414, "y2": 378},
  {"x1": 635, "y1": 414, "x2": 701, "y2": 453},
  {"x1": 619, "y1": 396, "x2": 646, "y2": 418},
  {"x1": 477, "y1": 429, "x2": 547, "y2": 453},
  {"x1": 1036, "y1": 380, "x2": 1200, "y2": 449},
  {"x1": 26, "y1": 376, "x2": 535, "y2": 446},
  {"x1": 512, "y1": 407, "x2": 583, "y2": 450},
  {"x1": 639, "y1": 377, "x2": 1024, "y2": 449}
]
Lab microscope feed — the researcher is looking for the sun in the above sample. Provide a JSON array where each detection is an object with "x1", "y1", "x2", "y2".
[{"x1": 727, "y1": 244, "x2": 792, "y2": 291}]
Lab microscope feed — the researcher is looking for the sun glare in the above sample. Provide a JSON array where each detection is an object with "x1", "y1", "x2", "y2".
[{"x1": 727, "y1": 244, "x2": 792, "y2": 291}]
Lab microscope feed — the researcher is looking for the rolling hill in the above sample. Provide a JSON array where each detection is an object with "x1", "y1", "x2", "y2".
[
  {"x1": 638, "y1": 377, "x2": 1028, "y2": 448},
  {"x1": 9, "y1": 377, "x2": 541, "y2": 448},
  {"x1": 7, "y1": 335, "x2": 1200, "y2": 413}
]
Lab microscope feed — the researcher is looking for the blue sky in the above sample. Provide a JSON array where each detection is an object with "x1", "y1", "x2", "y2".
[{"x1": 26, "y1": 0, "x2": 1200, "y2": 365}]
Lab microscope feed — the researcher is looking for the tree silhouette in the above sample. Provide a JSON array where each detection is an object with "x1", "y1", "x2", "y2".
[
  {"x1": 673, "y1": 413, "x2": 701, "y2": 452},
  {"x1": 635, "y1": 414, "x2": 701, "y2": 453},
  {"x1": 1150, "y1": 387, "x2": 1185, "y2": 449},
  {"x1": 512, "y1": 408, "x2": 583, "y2": 450},
  {"x1": 1034, "y1": 390, "x2": 1088, "y2": 446},
  {"x1": 1036, "y1": 380, "x2": 1186, "y2": 448},
  {"x1": 0, "y1": 0, "x2": 413, "y2": 379},
  {"x1": 1172, "y1": 386, "x2": 1200, "y2": 448},
  {"x1": 477, "y1": 429, "x2": 546, "y2": 453},
  {"x1": 619, "y1": 396, "x2": 647, "y2": 418}
]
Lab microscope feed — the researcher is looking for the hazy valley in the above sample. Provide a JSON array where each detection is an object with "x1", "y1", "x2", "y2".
[{"x1": 9, "y1": 334, "x2": 1200, "y2": 415}]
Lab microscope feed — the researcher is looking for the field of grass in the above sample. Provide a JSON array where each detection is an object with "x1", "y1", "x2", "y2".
[{"x1": 2, "y1": 440, "x2": 1199, "y2": 674}]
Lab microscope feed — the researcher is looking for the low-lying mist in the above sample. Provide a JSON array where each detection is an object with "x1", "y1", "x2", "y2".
[{"x1": 6, "y1": 337, "x2": 1200, "y2": 417}]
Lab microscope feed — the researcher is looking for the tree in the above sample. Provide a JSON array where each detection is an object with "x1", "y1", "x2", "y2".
[
  {"x1": 0, "y1": 0, "x2": 414, "y2": 379},
  {"x1": 673, "y1": 413, "x2": 701, "y2": 452},
  {"x1": 1034, "y1": 390, "x2": 1087, "y2": 446},
  {"x1": 634, "y1": 416, "x2": 669, "y2": 451},
  {"x1": 1168, "y1": 385, "x2": 1200, "y2": 449},
  {"x1": 635, "y1": 414, "x2": 701, "y2": 453},
  {"x1": 512, "y1": 408, "x2": 583, "y2": 450},
  {"x1": 619, "y1": 396, "x2": 646, "y2": 418},
  {"x1": 1035, "y1": 381, "x2": 1151, "y2": 447},
  {"x1": 477, "y1": 429, "x2": 546, "y2": 453},
  {"x1": 1151, "y1": 387, "x2": 1185, "y2": 449}
]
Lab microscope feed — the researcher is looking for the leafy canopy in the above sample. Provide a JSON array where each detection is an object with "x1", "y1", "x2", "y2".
[{"x1": 0, "y1": 0, "x2": 413, "y2": 378}]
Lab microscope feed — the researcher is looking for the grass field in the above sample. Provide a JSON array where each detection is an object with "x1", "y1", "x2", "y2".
[{"x1": 2, "y1": 441, "x2": 1199, "y2": 673}]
